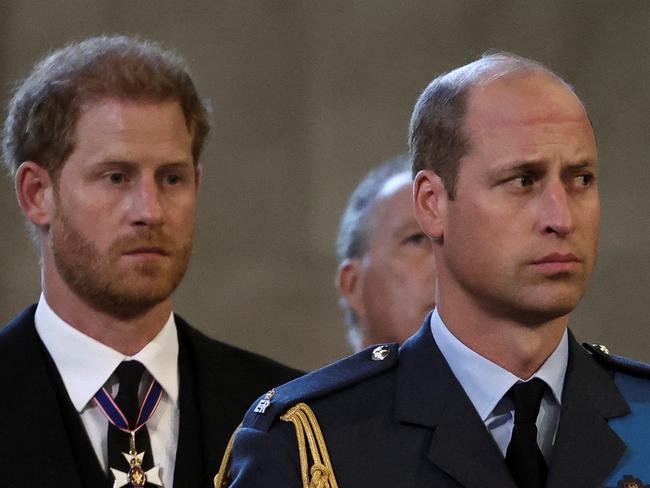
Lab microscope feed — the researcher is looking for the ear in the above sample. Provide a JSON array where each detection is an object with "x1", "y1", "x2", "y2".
[
  {"x1": 336, "y1": 258, "x2": 366, "y2": 321},
  {"x1": 15, "y1": 161, "x2": 55, "y2": 227},
  {"x1": 414, "y1": 169, "x2": 448, "y2": 240}
]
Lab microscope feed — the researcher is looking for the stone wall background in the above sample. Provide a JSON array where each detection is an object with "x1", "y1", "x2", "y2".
[{"x1": 1, "y1": 1, "x2": 648, "y2": 370}]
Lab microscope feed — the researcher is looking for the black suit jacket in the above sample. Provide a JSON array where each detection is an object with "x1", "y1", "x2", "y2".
[
  {"x1": 0, "y1": 305, "x2": 301, "y2": 487},
  {"x1": 228, "y1": 319, "x2": 649, "y2": 487}
]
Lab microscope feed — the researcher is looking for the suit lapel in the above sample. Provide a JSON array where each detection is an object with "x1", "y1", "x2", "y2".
[
  {"x1": 174, "y1": 317, "x2": 241, "y2": 487},
  {"x1": 173, "y1": 331, "x2": 205, "y2": 487},
  {"x1": 2, "y1": 307, "x2": 85, "y2": 487},
  {"x1": 395, "y1": 322, "x2": 516, "y2": 488},
  {"x1": 546, "y1": 333, "x2": 629, "y2": 488},
  {"x1": 42, "y1": 341, "x2": 110, "y2": 487}
]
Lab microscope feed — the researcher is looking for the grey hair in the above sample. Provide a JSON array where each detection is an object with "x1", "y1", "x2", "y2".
[{"x1": 336, "y1": 154, "x2": 412, "y2": 346}]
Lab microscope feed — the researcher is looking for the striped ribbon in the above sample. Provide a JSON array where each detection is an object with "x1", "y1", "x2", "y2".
[{"x1": 94, "y1": 379, "x2": 163, "y2": 434}]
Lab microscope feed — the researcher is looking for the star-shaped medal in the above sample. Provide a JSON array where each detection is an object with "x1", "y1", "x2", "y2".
[{"x1": 110, "y1": 450, "x2": 163, "y2": 488}]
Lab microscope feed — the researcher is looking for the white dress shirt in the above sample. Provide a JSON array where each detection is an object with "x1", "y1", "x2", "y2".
[
  {"x1": 430, "y1": 308, "x2": 568, "y2": 461},
  {"x1": 35, "y1": 294, "x2": 180, "y2": 487}
]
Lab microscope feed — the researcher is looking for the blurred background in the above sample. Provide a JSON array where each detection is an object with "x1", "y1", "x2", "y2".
[{"x1": 1, "y1": 0, "x2": 648, "y2": 371}]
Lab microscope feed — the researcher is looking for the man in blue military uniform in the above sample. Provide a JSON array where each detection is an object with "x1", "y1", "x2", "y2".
[{"x1": 217, "y1": 52, "x2": 650, "y2": 488}]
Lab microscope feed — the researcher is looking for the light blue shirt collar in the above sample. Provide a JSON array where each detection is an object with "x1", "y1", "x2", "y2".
[{"x1": 430, "y1": 308, "x2": 568, "y2": 421}]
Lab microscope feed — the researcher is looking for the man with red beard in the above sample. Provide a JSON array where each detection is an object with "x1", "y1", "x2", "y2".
[{"x1": 0, "y1": 36, "x2": 299, "y2": 488}]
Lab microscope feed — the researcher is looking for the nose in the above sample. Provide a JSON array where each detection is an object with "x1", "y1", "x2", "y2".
[
  {"x1": 130, "y1": 177, "x2": 163, "y2": 227},
  {"x1": 539, "y1": 180, "x2": 575, "y2": 237}
]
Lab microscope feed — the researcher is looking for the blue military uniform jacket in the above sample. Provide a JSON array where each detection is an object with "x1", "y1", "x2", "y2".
[{"x1": 224, "y1": 318, "x2": 650, "y2": 488}]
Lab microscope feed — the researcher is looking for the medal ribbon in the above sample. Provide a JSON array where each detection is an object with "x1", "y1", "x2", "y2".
[{"x1": 94, "y1": 378, "x2": 164, "y2": 434}]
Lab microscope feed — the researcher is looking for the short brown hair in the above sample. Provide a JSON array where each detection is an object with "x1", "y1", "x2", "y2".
[
  {"x1": 409, "y1": 52, "x2": 571, "y2": 199},
  {"x1": 2, "y1": 35, "x2": 210, "y2": 178}
]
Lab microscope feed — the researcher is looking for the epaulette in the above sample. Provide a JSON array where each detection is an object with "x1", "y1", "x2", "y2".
[
  {"x1": 582, "y1": 342, "x2": 650, "y2": 378},
  {"x1": 241, "y1": 343, "x2": 399, "y2": 432}
]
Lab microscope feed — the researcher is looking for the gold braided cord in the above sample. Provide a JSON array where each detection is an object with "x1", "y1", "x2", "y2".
[
  {"x1": 281, "y1": 403, "x2": 339, "y2": 488},
  {"x1": 286, "y1": 408, "x2": 310, "y2": 487},
  {"x1": 214, "y1": 424, "x2": 240, "y2": 488}
]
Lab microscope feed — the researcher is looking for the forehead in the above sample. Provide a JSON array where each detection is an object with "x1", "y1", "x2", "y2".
[
  {"x1": 367, "y1": 173, "x2": 417, "y2": 236},
  {"x1": 467, "y1": 72, "x2": 587, "y2": 127},
  {"x1": 461, "y1": 72, "x2": 596, "y2": 164},
  {"x1": 72, "y1": 98, "x2": 192, "y2": 159},
  {"x1": 77, "y1": 97, "x2": 188, "y2": 132},
  {"x1": 377, "y1": 172, "x2": 412, "y2": 199}
]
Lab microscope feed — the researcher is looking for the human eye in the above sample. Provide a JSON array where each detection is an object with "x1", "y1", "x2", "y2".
[
  {"x1": 566, "y1": 168, "x2": 597, "y2": 192},
  {"x1": 106, "y1": 172, "x2": 127, "y2": 184},
  {"x1": 159, "y1": 164, "x2": 193, "y2": 186},
  {"x1": 513, "y1": 174, "x2": 535, "y2": 187},
  {"x1": 404, "y1": 232, "x2": 429, "y2": 247},
  {"x1": 164, "y1": 173, "x2": 181, "y2": 185},
  {"x1": 406, "y1": 232, "x2": 426, "y2": 243},
  {"x1": 575, "y1": 173, "x2": 595, "y2": 187},
  {"x1": 499, "y1": 171, "x2": 538, "y2": 193}
]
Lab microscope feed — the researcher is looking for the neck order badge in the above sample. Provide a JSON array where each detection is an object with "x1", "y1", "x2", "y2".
[{"x1": 94, "y1": 378, "x2": 164, "y2": 487}]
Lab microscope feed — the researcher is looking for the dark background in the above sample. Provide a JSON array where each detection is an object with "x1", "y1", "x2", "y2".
[{"x1": 1, "y1": 1, "x2": 648, "y2": 370}]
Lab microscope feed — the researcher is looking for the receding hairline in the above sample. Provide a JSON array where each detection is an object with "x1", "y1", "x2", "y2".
[
  {"x1": 376, "y1": 171, "x2": 412, "y2": 200},
  {"x1": 408, "y1": 52, "x2": 590, "y2": 194},
  {"x1": 439, "y1": 52, "x2": 574, "y2": 93},
  {"x1": 364, "y1": 170, "x2": 414, "y2": 243},
  {"x1": 446, "y1": 54, "x2": 588, "y2": 125}
]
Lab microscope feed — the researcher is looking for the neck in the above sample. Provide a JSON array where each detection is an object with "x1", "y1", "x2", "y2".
[
  {"x1": 42, "y1": 266, "x2": 171, "y2": 356},
  {"x1": 437, "y1": 293, "x2": 569, "y2": 380}
]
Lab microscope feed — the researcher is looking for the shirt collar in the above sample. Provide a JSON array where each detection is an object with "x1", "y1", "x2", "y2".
[
  {"x1": 34, "y1": 294, "x2": 179, "y2": 412},
  {"x1": 430, "y1": 308, "x2": 568, "y2": 421}
]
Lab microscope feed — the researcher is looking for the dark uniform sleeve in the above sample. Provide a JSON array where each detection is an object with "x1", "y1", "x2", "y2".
[
  {"x1": 229, "y1": 422, "x2": 302, "y2": 488},
  {"x1": 220, "y1": 344, "x2": 399, "y2": 487}
]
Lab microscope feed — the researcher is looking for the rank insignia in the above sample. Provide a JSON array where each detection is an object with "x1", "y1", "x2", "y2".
[
  {"x1": 254, "y1": 389, "x2": 275, "y2": 414},
  {"x1": 371, "y1": 345, "x2": 390, "y2": 361}
]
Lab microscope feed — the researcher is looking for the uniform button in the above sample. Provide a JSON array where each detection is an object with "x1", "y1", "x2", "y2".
[
  {"x1": 616, "y1": 475, "x2": 645, "y2": 488},
  {"x1": 371, "y1": 345, "x2": 390, "y2": 361}
]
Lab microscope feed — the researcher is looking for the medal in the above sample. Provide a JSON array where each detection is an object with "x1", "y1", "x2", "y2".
[
  {"x1": 95, "y1": 378, "x2": 165, "y2": 487},
  {"x1": 110, "y1": 432, "x2": 163, "y2": 488}
]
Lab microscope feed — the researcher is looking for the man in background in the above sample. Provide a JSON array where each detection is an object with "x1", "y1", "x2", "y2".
[
  {"x1": 0, "y1": 36, "x2": 299, "y2": 487},
  {"x1": 335, "y1": 155, "x2": 436, "y2": 351}
]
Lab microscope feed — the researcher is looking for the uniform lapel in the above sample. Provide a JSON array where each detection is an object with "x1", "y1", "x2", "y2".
[
  {"x1": 395, "y1": 321, "x2": 516, "y2": 488},
  {"x1": 546, "y1": 333, "x2": 629, "y2": 488}
]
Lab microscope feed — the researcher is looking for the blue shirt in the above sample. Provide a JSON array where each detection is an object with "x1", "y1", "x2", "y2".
[{"x1": 430, "y1": 308, "x2": 568, "y2": 461}]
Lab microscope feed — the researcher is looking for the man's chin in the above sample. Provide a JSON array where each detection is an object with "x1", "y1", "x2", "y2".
[
  {"x1": 83, "y1": 289, "x2": 173, "y2": 320},
  {"x1": 74, "y1": 270, "x2": 185, "y2": 320},
  {"x1": 513, "y1": 296, "x2": 580, "y2": 327}
]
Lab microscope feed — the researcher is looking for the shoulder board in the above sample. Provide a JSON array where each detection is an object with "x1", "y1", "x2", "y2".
[
  {"x1": 241, "y1": 343, "x2": 399, "y2": 432},
  {"x1": 582, "y1": 342, "x2": 650, "y2": 378}
]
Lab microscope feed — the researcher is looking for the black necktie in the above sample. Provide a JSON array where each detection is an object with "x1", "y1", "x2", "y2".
[
  {"x1": 107, "y1": 361, "x2": 155, "y2": 476},
  {"x1": 505, "y1": 378, "x2": 548, "y2": 488}
]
